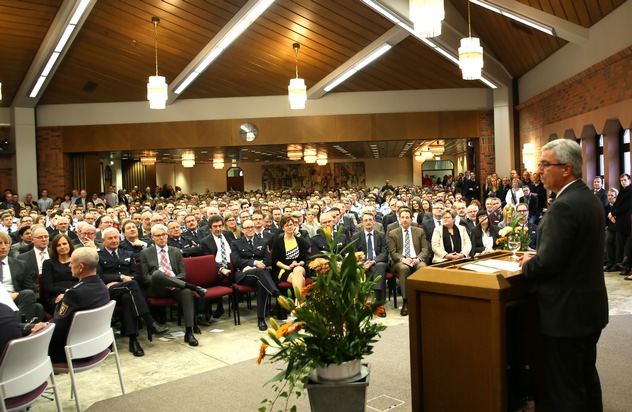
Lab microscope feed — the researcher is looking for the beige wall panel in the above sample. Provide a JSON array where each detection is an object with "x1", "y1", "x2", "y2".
[
  {"x1": 406, "y1": 112, "x2": 441, "y2": 138},
  {"x1": 197, "y1": 120, "x2": 232, "y2": 147},
  {"x1": 375, "y1": 113, "x2": 407, "y2": 141},
  {"x1": 62, "y1": 124, "x2": 130, "y2": 152},
  {"x1": 265, "y1": 117, "x2": 303, "y2": 144},
  {"x1": 303, "y1": 116, "x2": 336, "y2": 143},
  {"x1": 440, "y1": 112, "x2": 479, "y2": 138},
  {"x1": 161, "y1": 121, "x2": 198, "y2": 149},
  {"x1": 336, "y1": 114, "x2": 372, "y2": 142},
  {"x1": 129, "y1": 123, "x2": 161, "y2": 150}
]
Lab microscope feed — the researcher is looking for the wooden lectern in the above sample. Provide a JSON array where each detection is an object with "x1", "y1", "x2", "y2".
[{"x1": 407, "y1": 251, "x2": 541, "y2": 411}]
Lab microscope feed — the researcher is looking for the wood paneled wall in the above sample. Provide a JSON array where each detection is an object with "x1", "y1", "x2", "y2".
[{"x1": 60, "y1": 111, "x2": 481, "y2": 152}]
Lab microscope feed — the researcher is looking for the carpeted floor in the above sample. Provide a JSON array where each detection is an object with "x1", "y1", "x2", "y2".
[{"x1": 87, "y1": 315, "x2": 632, "y2": 411}]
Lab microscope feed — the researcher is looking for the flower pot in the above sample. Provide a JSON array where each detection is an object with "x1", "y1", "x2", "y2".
[
  {"x1": 306, "y1": 364, "x2": 370, "y2": 412},
  {"x1": 316, "y1": 359, "x2": 362, "y2": 381}
]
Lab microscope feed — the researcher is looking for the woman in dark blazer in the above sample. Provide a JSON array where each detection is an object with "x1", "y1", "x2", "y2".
[
  {"x1": 470, "y1": 210, "x2": 500, "y2": 257},
  {"x1": 270, "y1": 216, "x2": 311, "y2": 291},
  {"x1": 41, "y1": 233, "x2": 76, "y2": 313}
]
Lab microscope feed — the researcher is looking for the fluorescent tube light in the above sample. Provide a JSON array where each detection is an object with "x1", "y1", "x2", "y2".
[{"x1": 324, "y1": 44, "x2": 392, "y2": 92}]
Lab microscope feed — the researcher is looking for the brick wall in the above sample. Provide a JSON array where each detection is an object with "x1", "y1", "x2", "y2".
[
  {"x1": 518, "y1": 46, "x2": 632, "y2": 147},
  {"x1": 36, "y1": 127, "x2": 73, "y2": 198}
]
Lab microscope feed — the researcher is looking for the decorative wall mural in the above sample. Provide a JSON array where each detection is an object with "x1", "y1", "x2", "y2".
[{"x1": 262, "y1": 162, "x2": 365, "y2": 191}]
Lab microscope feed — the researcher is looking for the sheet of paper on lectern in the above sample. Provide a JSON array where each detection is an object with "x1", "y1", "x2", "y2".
[
  {"x1": 461, "y1": 263, "x2": 501, "y2": 273},
  {"x1": 474, "y1": 259, "x2": 521, "y2": 272}
]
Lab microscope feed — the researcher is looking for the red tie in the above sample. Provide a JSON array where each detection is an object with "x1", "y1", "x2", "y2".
[{"x1": 161, "y1": 249, "x2": 175, "y2": 277}]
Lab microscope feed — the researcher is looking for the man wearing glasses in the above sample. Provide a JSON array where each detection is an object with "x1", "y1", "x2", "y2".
[
  {"x1": 140, "y1": 224, "x2": 207, "y2": 346},
  {"x1": 520, "y1": 139, "x2": 608, "y2": 411},
  {"x1": 230, "y1": 219, "x2": 279, "y2": 331},
  {"x1": 515, "y1": 203, "x2": 537, "y2": 249}
]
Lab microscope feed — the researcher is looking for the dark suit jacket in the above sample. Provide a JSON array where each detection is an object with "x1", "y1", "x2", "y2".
[
  {"x1": 518, "y1": 195, "x2": 539, "y2": 218},
  {"x1": 181, "y1": 228, "x2": 210, "y2": 245},
  {"x1": 167, "y1": 236, "x2": 202, "y2": 257},
  {"x1": 351, "y1": 230, "x2": 388, "y2": 264},
  {"x1": 7, "y1": 256, "x2": 37, "y2": 292},
  {"x1": 382, "y1": 212, "x2": 398, "y2": 229},
  {"x1": 522, "y1": 179, "x2": 609, "y2": 337},
  {"x1": 0, "y1": 201, "x2": 22, "y2": 215},
  {"x1": 594, "y1": 188, "x2": 608, "y2": 209},
  {"x1": 139, "y1": 245, "x2": 186, "y2": 286},
  {"x1": 49, "y1": 230, "x2": 79, "y2": 244},
  {"x1": 16, "y1": 248, "x2": 41, "y2": 283},
  {"x1": 200, "y1": 231, "x2": 234, "y2": 256},
  {"x1": 388, "y1": 226, "x2": 429, "y2": 263},
  {"x1": 421, "y1": 218, "x2": 441, "y2": 243},
  {"x1": 610, "y1": 185, "x2": 632, "y2": 234},
  {"x1": 230, "y1": 236, "x2": 271, "y2": 283},
  {"x1": 74, "y1": 197, "x2": 89, "y2": 209},
  {"x1": 49, "y1": 275, "x2": 110, "y2": 362},
  {"x1": 309, "y1": 232, "x2": 348, "y2": 260},
  {"x1": 119, "y1": 238, "x2": 152, "y2": 263},
  {"x1": 0, "y1": 302, "x2": 22, "y2": 354},
  {"x1": 97, "y1": 248, "x2": 141, "y2": 284}
]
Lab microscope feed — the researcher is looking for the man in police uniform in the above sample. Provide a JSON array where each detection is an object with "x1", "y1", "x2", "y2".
[
  {"x1": 30, "y1": 248, "x2": 110, "y2": 362},
  {"x1": 97, "y1": 227, "x2": 168, "y2": 357}
]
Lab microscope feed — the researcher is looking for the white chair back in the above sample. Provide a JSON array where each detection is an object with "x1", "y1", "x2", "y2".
[
  {"x1": 0, "y1": 323, "x2": 62, "y2": 412},
  {"x1": 65, "y1": 300, "x2": 116, "y2": 359}
]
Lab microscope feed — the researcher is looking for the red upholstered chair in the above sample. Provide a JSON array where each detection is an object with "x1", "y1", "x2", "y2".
[
  {"x1": 386, "y1": 272, "x2": 398, "y2": 308},
  {"x1": 229, "y1": 260, "x2": 256, "y2": 325},
  {"x1": 0, "y1": 323, "x2": 62, "y2": 412},
  {"x1": 184, "y1": 255, "x2": 236, "y2": 325}
]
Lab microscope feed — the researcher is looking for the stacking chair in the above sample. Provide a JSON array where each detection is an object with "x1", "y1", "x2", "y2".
[
  {"x1": 184, "y1": 255, "x2": 236, "y2": 325},
  {"x1": 52, "y1": 300, "x2": 125, "y2": 411},
  {"x1": 0, "y1": 323, "x2": 62, "y2": 412}
]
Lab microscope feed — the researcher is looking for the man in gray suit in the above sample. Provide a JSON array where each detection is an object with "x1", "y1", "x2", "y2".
[
  {"x1": 140, "y1": 224, "x2": 207, "y2": 347},
  {"x1": 388, "y1": 209, "x2": 428, "y2": 316},
  {"x1": 351, "y1": 212, "x2": 388, "y2": 317},
  {"x1": 520, "y1": 139, "x2": 608, "y2": 411}
]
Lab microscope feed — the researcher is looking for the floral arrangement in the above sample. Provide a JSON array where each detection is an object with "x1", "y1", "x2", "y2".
[
  {"x1": 496, "y1": 211, "x2": 532, "y2": 252},
  {"x1": 257, "y1": 234, "x2": 386, "y2": 412}
]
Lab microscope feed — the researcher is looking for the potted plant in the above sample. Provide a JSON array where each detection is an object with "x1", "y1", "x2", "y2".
[{"x1": 257, "y1": 235, "x2": 387, "y2": 412}]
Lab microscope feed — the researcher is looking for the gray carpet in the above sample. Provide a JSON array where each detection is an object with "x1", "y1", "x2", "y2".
[
  {"x1": 88, "y1": 323, "x2": 411, "y2": 411},
  {"x1": 87, "y1": 316, "x2": 632, "y2": 411}
]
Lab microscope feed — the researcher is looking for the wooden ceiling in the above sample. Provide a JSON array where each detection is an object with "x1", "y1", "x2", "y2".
[{"x1": 0, "y1": 0, "x2": 625, "y2": 162}]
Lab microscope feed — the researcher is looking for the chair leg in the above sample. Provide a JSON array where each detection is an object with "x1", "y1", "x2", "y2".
[
  {"x1": 49, "y1": 371, "x2": 63, "y2": 412},
  {"x1": 110, "y1": 339, "x2": 126, "y2": 395}
]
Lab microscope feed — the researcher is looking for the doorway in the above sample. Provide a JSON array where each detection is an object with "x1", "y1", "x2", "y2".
[{"x1": 226, "y1": 167, "x2": 244, "y2": 192}]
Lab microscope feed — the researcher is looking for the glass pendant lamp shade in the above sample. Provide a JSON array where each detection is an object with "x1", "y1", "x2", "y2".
[
  {"x1": 409, "y1": 0, "x2": 444, "y2": 38},
  {"x1": 458, "y1": 37, "x2": 483, "y2": 80}
]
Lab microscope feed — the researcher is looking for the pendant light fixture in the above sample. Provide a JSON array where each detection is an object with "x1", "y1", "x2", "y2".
[
  {"x1": 147, "y1": 17, "x2": 168, "y2": 109},
  {"x1": 458, "y1": 1, "x2": 484, "y2": 80},
  {"x1": 288, "y1": 43, "x2": 307, "y2": 110},
  {"x1": 409, "y1": 0, "x2": 444, "y2": 38}
]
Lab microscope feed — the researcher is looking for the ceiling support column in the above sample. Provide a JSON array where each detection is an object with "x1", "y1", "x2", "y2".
[{"x1": 11, "y1": 107, "x2": 39, "y2": 197}]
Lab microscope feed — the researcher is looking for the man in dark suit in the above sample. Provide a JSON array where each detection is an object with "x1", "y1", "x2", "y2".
[
  {"x1": 252, "y1": 211, "x2": 273, "y2": 246},
  {"x1": 17, "y1": 225, "x2": 50, "y2": 280},
  {"x1": 421, "y1": 202, "x2": 445, "y2": 244},
  {"x1": 0, "y1": 302, "x2": 22, "y2": 354},
  {"x1": 30, "y1": 247, "x2": 110, "y2": 362},
  {"x1": 518, "y1": 185, "x2": 539, "y2": 225},
  {"x1": 98, "y1": 228, "x2": 168, "y2": 356},
  {"x1": 460, "y1": 204, "x2": 479, "y2": 239},
  {"x1": 166, "y1": 220, "x2": 202, "y2": 257},
  {"x1": 381, "y1": 199, "x2": 400, "y2": 230},
  {"x1": 592, "y1": 176, "x2": 608, "y2": 210},
  {"x1": 388, "y1": 209, "x2": 428, "y2": 316},
  {"x1": 0, "y1": 232, "x2": 41, "y2": 321},
  {"x1": 182, "y1": 214, "x2": 209, "y2": 246},
  {"x1": 140, "y1": 224, "x2": 207, "y2": 346},
  {"x1": 0, "y1": 190, "x2": 22, "y2": 215},
  {"x1": 520, "y1": 139, "x2": 608, "y2": 412},
  {"x1": 309, "y1": 212, "x2": 348, "y2": 259},
  {"x1": 199, "y1": 215, "x2": 233, "y2": 320},
  {"x1": 49, "y1": 216, "x2": 80, "y2": 245},
  {"x1": 230, "y1": 219, "x2": 280, "y2": 331},
  {"x1": 74, "y1": 189, "x2": 89, "y2": 210},
  {"x1": 351, "y1": 212, "x2": 388, "y2": 317}
]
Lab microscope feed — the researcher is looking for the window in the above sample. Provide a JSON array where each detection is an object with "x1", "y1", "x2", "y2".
[{"x1": 597, "y1": 134, "x2": 604, "y2": 177}]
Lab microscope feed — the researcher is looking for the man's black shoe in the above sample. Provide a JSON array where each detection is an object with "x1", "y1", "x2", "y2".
[{"x1": 258, "y1": 318, "x2": 268, "y2": 331}]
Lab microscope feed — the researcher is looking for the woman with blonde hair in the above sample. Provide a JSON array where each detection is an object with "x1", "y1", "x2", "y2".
[{"x1": 223, "y1": 211, "x2": 242, "y2": 240}]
